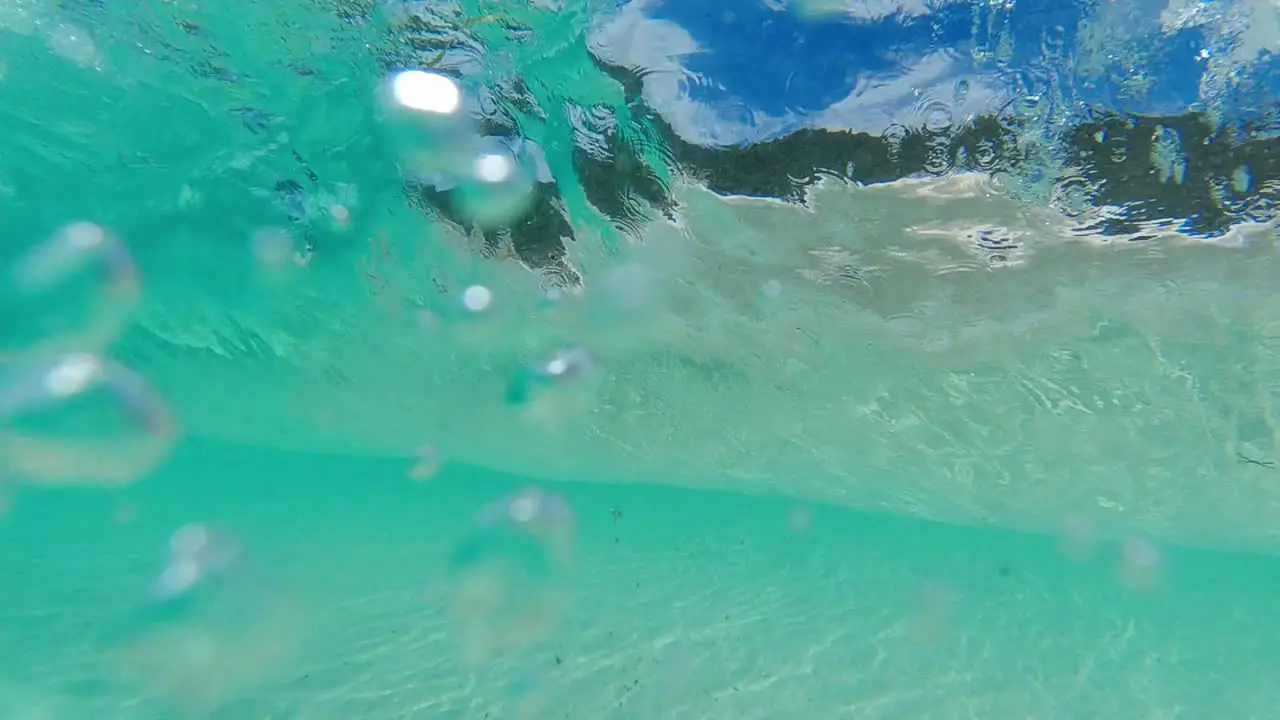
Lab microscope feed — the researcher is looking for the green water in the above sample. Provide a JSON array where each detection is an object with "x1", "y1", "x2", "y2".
[
  {"x1": 4, "y1": 1, "x2": 1280, "y2": 716},
  {"x1": 3, "y1": 440, "x2": 1280, "y2": 717}
]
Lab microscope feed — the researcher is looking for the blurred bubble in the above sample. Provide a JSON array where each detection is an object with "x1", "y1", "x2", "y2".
[
  {"x1": 505, "y1": 348, "x2": 600, "y2": 426},
  {"x1": 1118, "y1": 538, "x2": 1162, "y2": 591},
  {"x1": 115, "y1": 526, "x2": 298, "y2": 713},
  {"x1": 908, "y1": 580, "x2": 955, "y2": 644},
  {"x1": 602, "y1": 262, "x2": 653, "y2": 313},
  {"x1": 451, "y1": 137, "x2": 538, "y2": 229},
  {"x1": 250, "y1": 227, "x2": 296, "y2": 266},
  {"x1": 391, "y1": 69, "x2": 460, "y2": 114},
  {"x1": 47, "y1": 23, "x2": 99, "y2": 69},
  {"x1": 0, "y1": 353, "x2": 175, "y2": 485},
  {"x1": 1057, "y1": 513, "x2": 1097, "y2": 561},
  {"x1": 463, "y1": 284, "x2": 493, "y2": 312},
  {"x1": 155, "y1": 524, "x2": 243, "y2": 601},
  {"x1": 409, "y1": 443, "x2": 440, "y2": 482},
  {"x1": 1, "y1": 222, "x2": 139, "y2": 355},
  {"x1": 378, "y1": 70, "x2": 475, "y2": 181},
  {"x1": 787, "y1": 505, "x2": 811, "y2": 534},
  {"x1": 328, "y1": 203, "x2": 351, "y2": 229},
  {"x1": 448, "y1": 488, "x2": 575, "y2": 664}
]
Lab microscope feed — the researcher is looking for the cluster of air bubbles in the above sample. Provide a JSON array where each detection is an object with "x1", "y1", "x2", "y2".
[
  {"x1": 378, "y1": 70, "x2": 537, "y2": 229},
  {"x1": 447, "y1": 488, "x2": 575, "y2": 664},
  {"x1": 1056, "y1": 516, "x2": 1164, "y2": 591},
  {"x1": 154, "y1": 524, "x2": 243, "y2": 601},
  {"x1": 0, "y1": 222, "x2": 175, "y2": 493}
]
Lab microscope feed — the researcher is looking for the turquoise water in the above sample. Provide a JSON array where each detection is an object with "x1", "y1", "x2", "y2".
[
  {"x1": 4, "y1": 441, "x2": 1280, "y2": 717},
  {"x1": 3, "y1": 0, "x2": 1280, "y2": 716}
]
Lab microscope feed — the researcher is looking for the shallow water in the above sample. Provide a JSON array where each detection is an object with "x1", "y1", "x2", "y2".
[
  {"x1": 3, "y1": 0, "x2": 1280, "y2": 715},
  {"x1": 4, "y1": 441, "x2": 1280, "y2": 717}
]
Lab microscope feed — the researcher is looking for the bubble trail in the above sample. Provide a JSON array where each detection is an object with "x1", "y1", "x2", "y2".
[{"x1": 0, "y1": 353, "x2": 176, "y2": 485}]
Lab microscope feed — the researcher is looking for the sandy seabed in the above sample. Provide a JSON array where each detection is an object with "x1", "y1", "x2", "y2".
[{"x1": 1, "y1": 441, "x2": 1278, "y2": 719}]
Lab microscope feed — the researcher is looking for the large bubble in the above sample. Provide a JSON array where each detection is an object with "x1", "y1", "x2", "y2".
[
  {"x1": 1, "y1": 222, "x2": 139, "y2": 356},
  {"x1": 447, "y1": 488, "x2": 575, "y2": 665},
  {"x1": 0, "y1": 353, "x2": 175, "y2": 485}
]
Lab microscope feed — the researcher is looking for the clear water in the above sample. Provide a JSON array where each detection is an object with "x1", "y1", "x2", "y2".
[{"x1": 2, "y1": 0, "x2": 1280, "y2": 715}]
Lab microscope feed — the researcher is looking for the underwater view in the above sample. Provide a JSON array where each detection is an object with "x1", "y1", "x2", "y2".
[{"x1": 2, "y1": 0, "x2": 1280, "y2": 716}]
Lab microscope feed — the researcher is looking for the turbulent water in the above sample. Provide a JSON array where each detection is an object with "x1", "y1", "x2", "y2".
[{"x1": 2, "y1": 0, "x2": 1279, "y2": 553}]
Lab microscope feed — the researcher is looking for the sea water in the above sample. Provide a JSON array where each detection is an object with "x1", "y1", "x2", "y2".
[
  {"x1": 3, "y1": 0, "x2": 1280, "y2": 716},
  {"x1": 4, "y1": 442, "x2": 1280, "y2": 717}
]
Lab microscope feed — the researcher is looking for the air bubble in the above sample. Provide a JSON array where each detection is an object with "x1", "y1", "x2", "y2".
[
  {"x1": 462, "y1": 285, "x2": 493, "y2": 312},
  {"x1": 409, "y1": 444, "x2": 440, "y2": 481},
  {"x1": 1118, "y1": 538, "x2": 1161, "y2": 590},
  {"x1": 505, "y1": 348, "x2": 600, "y2": 425},
  {"x1": 155, "y1": 524, "x2": 242, "y2": 600},
  {"x1": 250, "y1": 228, "x2": 297, "y2": 267},
  {"x1": 1232, "y1": 165, "x2": 1252, "y2": 194},
  {"x1": 1, "y1": 222, "x2": 139, "y2": 355},
  {"x1": 0, "y1": 353, "x2": 175, "y2": 485},
  {"x1": 378, "y1": 70, "x2": 475, "y2": 181},
  {"x1": 390, "y1": 70, "x2": 461, "y2": 115},
  {"x1": 451, "y1": 137, "x2": 538, "y2": 229},
  {"x1": 117, "y1": 526, "x2": 298, "y2": 712},
  {"x1": 914, "y1": 99, "x2": 953, "y2": 133},
  {"x1": 1057, "y1": 514, "x2": 1097, "y2": 561},
  {"x1": 448, "y1": 488, "x2": 575, "y2": 664},
  {"x1": 48, "y1": 23, "x2": 99, "y2": 69}
]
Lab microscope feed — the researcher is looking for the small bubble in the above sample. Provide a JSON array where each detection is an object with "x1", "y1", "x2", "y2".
[
  {"x1": 328, "y1": 204, "x2": 350, "y2": 230},
  {"x1": 761, "y1": 279, "x2": 783, "y2": 298},
  {"x1": 0, "y1": 353, "x2": 176, "y2": 485},
  {"x1": 462, "y1": 285, "x2": 493, "y2": 312},
  {"x1": 2, "y1": 222, "x2": 139, "y2": 355},
  {"x1": 505, "y1": 348, "x2": 600, "y2": 425},
  {"x1": 409, "y1": 444, "x2": 439, "y2": 482},
  {"x1": 787, "y1": 505, "x2": 811, "y2": 534},
  {"x1": 603, "y1": 263, "x2": 652, "y2": 313},
  {"x1": 155, "y1": 524, "x2": 241, "y2": 601},
  {"x1": 448, "y1": 489, "x2": 575, "y2": 665},
  {"x1": 1057, "y1": 514, "x2": 1097, "y2": 561},
  {"x1": 250, "y1": 228, "x2": 296, "y2": 266},
  {"x1": 909, "y1": 581, "x2": 954, "y2": 644},
  {"x1": 1118, "y1": 538, "x2": 1161, "y2": 590},
  {"x1": 451, "y1": 138, "x2": 538, "y2": 229}
]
